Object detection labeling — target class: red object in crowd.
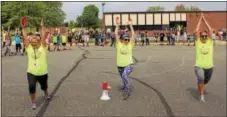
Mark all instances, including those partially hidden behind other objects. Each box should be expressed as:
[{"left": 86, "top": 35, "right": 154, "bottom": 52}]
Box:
[
  {"left": 102, "top": 81, "right": 108, "bottom": 90},
  {"left": 21, "top": 16, "right": 28, "bottom": 27}
]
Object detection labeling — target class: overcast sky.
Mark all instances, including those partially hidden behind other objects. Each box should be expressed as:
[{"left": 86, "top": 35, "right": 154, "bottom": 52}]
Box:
[{"left": 62, "top": 2, "right": 227, "bottom": 22}]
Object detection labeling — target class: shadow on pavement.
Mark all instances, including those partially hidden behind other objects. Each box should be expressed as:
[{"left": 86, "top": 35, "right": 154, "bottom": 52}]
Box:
[
  {"left": 36, "top": 96, "right": 45, "bottom": 107},
  {"left": 186, "top": 88, "right": 199, "bottom": 101}
]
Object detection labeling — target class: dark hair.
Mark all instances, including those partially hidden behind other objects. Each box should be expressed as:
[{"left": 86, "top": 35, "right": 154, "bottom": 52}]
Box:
[{"left": 28, "top": 32, "right": 33, "bottom": 35}]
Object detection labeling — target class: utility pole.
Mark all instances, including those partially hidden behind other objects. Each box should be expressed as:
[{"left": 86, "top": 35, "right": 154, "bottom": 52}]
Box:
[{"left": 102, "top": 3, "right": 105, "bottom": 31}]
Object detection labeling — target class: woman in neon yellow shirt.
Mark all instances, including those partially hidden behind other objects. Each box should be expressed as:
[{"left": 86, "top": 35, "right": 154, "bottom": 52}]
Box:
[
  {"left": 115, "top": 17, "right": 135, "bottom": 100},
  {"left": 194, "top": 13, "right": 214, "bottom": 102},
  {"left": 21, "top": 18, "right": 50, "bottom": 110},
  {"left": 61, "top": 33, "right": 67, "bottom": 50}
]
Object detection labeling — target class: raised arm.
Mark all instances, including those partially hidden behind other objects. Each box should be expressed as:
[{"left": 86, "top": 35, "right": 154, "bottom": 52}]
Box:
[
  {"left": 194, "top": 15, "right": 203, "bottom": 40},
  {"left": 202, "top": 14, "right": 212, "bottom": 39},
  {"left": 115, "top": 17, "right": 120, "bottom": 42},
  {"left": 128, "top": 19, "right": 135, "bottom": 43},
  {"left": 40, "top": 19, "right": 47, "bottom": 47},
  {"left": 20, "top": 17, "right": 30, "bottom": 48}
]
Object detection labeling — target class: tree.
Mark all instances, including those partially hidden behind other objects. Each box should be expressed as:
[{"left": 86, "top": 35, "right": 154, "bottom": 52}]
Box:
[
  {"left": 186, "top": 6, "right": 201, "bottom": 11},
  {"left": 1, "top": 1, "right": 66, "bottom": 30},
  {"left": 63, "top": 22, "right": 69, "bottom": 27},
  {"left": 174, "top": 4, "right": 201, "bottom": 11},
  {"left": 76, "top": 4, "right": 99, "bottom": 29},
  {"left": 174, "top": 4, "right": 186, "bottom": 11},
  {"left": 68, "top": 20, "right": 77, "bottom": 30},
  {"left": 147, "top": 6, "right": 164, "bottom": 12}
]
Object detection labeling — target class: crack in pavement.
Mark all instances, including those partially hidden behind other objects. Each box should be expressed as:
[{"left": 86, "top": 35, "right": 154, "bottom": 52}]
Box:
[
  {"left": 36, "top": 48, "right": 174, "bottom": 117},
  {"left": 102, "top": 55, "right": 175, "bottom": 117},
  {"left": 36, "top": 47, "right": 89, "bottom": 117},
  {"left": 132, "top": 56, "right": 174, "bottom": 117}
]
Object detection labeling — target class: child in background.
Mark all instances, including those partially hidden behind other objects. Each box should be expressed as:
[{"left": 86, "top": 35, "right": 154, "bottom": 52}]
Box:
[
  {"left": 52, "top": 33, "right": 58, "bottom": 51},
  {"left": 61, "top": 33, "right": 67, "bottom": 50},
  {"left": 14, "top": 32, "right": 22, "bottom": 55}
]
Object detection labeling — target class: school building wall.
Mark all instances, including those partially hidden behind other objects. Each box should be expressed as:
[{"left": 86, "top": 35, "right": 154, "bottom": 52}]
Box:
[{"left": 103, "top": 11, "right": 227, "bottom": 33}]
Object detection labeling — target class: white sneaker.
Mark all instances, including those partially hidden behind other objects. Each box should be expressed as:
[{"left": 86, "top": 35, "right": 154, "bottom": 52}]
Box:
[
  {"left": 200, "top": 95, "right": 205, "bottom": 102},
  {"left": 31, "top": 103, "right": 37, "bottom": 110}
]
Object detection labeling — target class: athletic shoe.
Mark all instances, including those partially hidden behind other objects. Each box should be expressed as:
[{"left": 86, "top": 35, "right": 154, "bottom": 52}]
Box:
[
  {"left": 45, "top": 95, "right": 51, "bottom": 101},
  {"left": 31, "top": 102, "right": 37, "bottom": 110},
  {"left": 200, "top": 95, "right": 205, "bottom": 102},
  {"left": 121, "top": 86, "right": 125, "bottom": 90},
  {"left": 123, "top": 93, "right": 130, "bottom": 100}
]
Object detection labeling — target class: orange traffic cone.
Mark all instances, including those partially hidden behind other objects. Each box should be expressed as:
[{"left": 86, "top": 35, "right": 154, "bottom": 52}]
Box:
[{"left": 100, "top": 81, "right": 110, "bottom": 101}]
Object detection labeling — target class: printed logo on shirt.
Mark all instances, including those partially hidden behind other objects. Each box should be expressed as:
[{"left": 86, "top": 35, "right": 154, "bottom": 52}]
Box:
[
  {"left": 200, "top": 46, "right": 209, "bottom": 55},
  {"left": 120, "top": 46, "right": 129, "bottom": 55}
]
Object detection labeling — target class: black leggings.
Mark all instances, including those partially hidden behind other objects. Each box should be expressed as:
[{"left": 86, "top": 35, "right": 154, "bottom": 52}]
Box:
[
  {"left": 27, "top": 73, "right": 48, "bottom": 94},
  {"left": 15, "top": 44, "right": 21, "bottom": 53}
]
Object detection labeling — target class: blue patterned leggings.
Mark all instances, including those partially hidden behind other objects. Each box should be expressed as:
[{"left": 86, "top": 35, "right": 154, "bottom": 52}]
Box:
[{"left": 117, "top": 64, "right": 133, "bottom": 95}]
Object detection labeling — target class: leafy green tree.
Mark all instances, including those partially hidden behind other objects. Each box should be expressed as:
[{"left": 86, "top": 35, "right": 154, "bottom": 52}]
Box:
[
  {"left": 174, "top": 4, "right": 186, "bottom": 11},
  {"left": 147, "top": 6, "right": 164, "bottom": 12},
  {"left": 1, "top": 1, "right": 66, "bottom": 31},
  {"left": 186, "top": 6, "right": 201, "bottom": 11},
  {"left": 76, "top": 4, "right": 99, "bottom": 29},
  {"left": 174, "top": 4, "right": 201, "bottom": 11},
  {"left": 68, "top": 20, "right": 77, "bottom": 30}
]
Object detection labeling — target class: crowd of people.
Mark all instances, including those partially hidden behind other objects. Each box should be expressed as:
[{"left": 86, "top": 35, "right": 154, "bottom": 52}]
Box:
[{"left": 1, "top": 24, "right": 225, "bottom": 57}]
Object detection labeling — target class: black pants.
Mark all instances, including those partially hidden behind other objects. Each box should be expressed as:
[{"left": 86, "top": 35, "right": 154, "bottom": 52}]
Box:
[
  {"left": 110, "top": 38, "right": 115, "bottom": 47},
  {"left": 15, "top": 44, "right": 21, "bottom": 53},
  {"left": 167, "top": 37, "right": 171, "bottom": 45},
  {"left": 145, "top": 38, "right": 149, "bottom": 45},
  {"left": 2, "top": 42, "right": 5, "bottom": 48},
  {"left": 195, "top": 67, "right": 213, "bottom": 84},
  {"left": 27, "top": 73, "right": 48, "bottom": 94},
  {"left": 95, "top": 38, "right": 99, "bottom": 46},
  {"left": 141, "top": 39, "right": 145, "bottom": 46}
]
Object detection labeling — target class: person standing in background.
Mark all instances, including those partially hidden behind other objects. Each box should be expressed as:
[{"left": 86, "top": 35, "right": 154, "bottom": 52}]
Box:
[
  {"left": 14, "top": 29, "right": 23, "bottom": 55},
  {"left": 52, "top": 33, "right": 58, "bottom": 51},
  {"left": 145, "top": 31, "right": 150, "bottom": 46},
  {"left": 67, "top": 31, "right": 73, "bottom": 49},
  {"left": 94, "top": 30, "right": 100, "bottom": 46},
  {"left": 2, "top": 29, "right": 6, "bottom": 48},
  {"left": 61, "top": 33, "right": 67, "bottom": 50},
  {"left": 110, "top": 31, "right": 116, "bottom": 47},
  {"left": 183, "top": 29, "right": 188, "bottom": 45},
  {"left": 56, "top": 29, "right": 61, "bottom": 51},
  {"left": 141, "top": 32, "right": 145, "bottom": 46},
  {"left": 167, "top": 31, "right": 171, "bottom": 45},
  {"left": 159, "top": 31, "right": 165, "bottom": 46},
  {"left": 4, "top": 30, "right": 13, "bottom": 56},
  {"left": 212, "top": 31, "right": 216, "bottom": 46}
]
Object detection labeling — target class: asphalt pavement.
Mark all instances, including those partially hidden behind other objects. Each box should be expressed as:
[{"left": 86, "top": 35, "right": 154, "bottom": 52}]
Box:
[{"left": 1, "top": 45, "right": 226, "bottom": 117}]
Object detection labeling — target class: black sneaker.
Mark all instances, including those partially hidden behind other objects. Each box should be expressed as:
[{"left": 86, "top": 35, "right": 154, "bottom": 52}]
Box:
[
  {"left": 45, "top": 95, "right": 51, "bottom": 101},
  {"left": 123, "top": 93, "right": 130, "bottom": 100}
]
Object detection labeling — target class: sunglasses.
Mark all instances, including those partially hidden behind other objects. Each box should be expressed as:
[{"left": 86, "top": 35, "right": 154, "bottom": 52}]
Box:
[
  {"left": 201, "top": 35, "right": 208, "bottom": 38},
  {"left": 124, "top": 39, "right": 130, "bottom": 42}
]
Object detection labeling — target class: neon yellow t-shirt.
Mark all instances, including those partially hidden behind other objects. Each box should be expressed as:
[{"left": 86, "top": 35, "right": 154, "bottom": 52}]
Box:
[
  {"left": 195, "top": 38, "right": 213, "bottom": 69},
  {"left": 62, "top": 35, "right": 67, "bottom": 43},
  {"left": 26, "top": 44, "right": 48, "bottom": 76},
  {"left": 53, "top": 36, "right": 57, "bottom": 43},
  {"left": 116, "top": 40, "right": 134, "bottom": 67}
]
